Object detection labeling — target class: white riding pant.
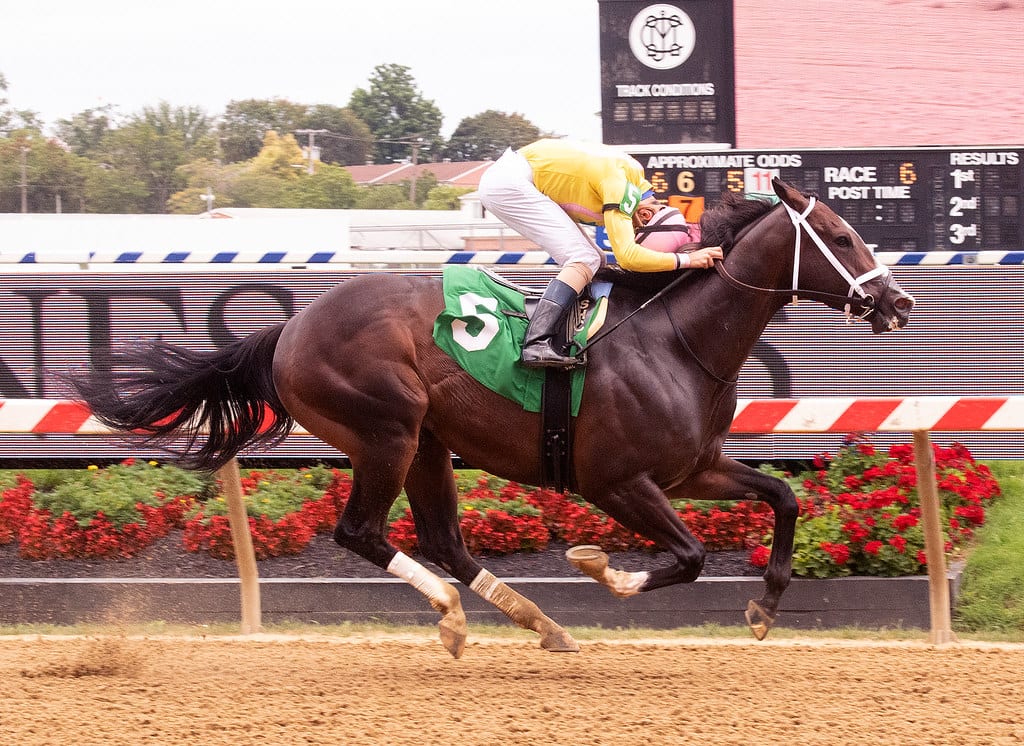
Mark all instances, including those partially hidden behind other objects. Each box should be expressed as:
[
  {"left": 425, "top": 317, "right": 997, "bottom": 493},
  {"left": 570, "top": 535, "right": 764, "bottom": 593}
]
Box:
[{"left": 477, "top": 148, "right": 605, "bottom": 276}]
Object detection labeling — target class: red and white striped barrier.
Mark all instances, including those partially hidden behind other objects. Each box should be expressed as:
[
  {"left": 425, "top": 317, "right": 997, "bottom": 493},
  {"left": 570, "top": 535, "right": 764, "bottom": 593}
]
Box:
[
  {"left": 730, "top": 396, "right": 1024, "bottom": 433},
  {"left": 2, "top": 397, "right": 1022, "bottom": 435}
]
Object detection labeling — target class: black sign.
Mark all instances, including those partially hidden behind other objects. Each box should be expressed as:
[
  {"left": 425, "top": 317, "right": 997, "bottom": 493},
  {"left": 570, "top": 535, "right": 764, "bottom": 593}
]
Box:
[
  {"left": 631, "top": 146, "right": 1024, "bottom": 252},
  {"left": 599, "top": 0, "right": 736, "bottom": 146}
]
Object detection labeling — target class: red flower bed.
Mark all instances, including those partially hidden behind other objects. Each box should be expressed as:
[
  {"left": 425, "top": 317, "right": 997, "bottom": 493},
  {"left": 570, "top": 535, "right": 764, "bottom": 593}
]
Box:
[
  {"left": 182, "top": 468, "right": 352, "bottom": 560},
  {"left": 750, "top": 437, "right": 1001, "bottom": 577},
  {"left": 17, "top": 498, "right": 179, "bottom": 560},
  {"left": 0, "top": 476, "right": 35, "bottom": 544}
]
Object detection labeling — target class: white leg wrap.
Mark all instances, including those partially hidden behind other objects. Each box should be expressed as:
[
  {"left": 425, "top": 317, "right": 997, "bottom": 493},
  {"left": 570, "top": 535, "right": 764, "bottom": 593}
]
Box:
[
  {"left": 469, "top": 568, "right": 502, "bottom": 601},
  {"left": 387, "top": 552, "right": 451, "bottom": 608},
  {"left": 605, "top": 568, "right": 649, "bottom": 598}
]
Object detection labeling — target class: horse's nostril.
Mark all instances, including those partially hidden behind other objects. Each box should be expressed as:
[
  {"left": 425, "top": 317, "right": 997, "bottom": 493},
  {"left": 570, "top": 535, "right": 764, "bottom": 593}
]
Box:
[{"left": 895, "top": 296, "right": 915, "bottom": 311}]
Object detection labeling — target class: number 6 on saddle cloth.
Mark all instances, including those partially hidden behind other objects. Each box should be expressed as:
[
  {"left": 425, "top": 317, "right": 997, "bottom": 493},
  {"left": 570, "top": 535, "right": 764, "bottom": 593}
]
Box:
[{"left": 431, "top": 265, "right": 613, "bottom": 493}]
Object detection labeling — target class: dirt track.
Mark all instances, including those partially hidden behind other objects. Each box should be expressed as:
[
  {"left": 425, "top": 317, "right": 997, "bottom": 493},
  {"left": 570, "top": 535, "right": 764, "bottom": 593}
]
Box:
[{"left": 1, "top": 634, "right": 1022, "bottom": 745}]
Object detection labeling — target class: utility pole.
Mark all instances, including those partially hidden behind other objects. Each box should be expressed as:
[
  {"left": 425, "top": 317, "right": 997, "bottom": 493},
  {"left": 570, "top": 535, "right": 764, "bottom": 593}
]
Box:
[
  {"left": 295, "top": 129, "right": 328, "bottom": 174},
  {"left": 19, "top": 145, "right": 29, "bottom": 213},
  {"left": 408, "top": 136, "right": 423, "bottom": 204}
]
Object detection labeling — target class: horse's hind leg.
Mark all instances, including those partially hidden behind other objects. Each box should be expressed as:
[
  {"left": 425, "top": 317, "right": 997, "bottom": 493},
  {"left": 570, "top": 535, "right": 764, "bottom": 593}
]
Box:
[
  {"left": 326, "top": 431, "right": 468, "bottom": 658},
  {"left": 403, "top": 430, "right": 579, "bottom": 653}
]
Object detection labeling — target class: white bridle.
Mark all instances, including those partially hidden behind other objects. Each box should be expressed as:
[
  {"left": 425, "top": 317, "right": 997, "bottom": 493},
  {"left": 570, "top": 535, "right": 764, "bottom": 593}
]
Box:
[{"left": 783, "top": 197, "right": 890, "bottom": 322}]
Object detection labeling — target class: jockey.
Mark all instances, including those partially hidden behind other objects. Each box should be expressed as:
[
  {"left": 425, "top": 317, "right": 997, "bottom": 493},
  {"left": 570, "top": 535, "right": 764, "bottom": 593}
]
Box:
[{"left": 478, "top": 138, "right": 723, "bottom": 369}]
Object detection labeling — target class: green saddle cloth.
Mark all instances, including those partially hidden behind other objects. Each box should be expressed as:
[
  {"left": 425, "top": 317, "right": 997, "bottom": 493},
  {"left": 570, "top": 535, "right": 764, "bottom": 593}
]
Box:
[{"left": 432, "top": 266, "right": 595, "bottom": 415}]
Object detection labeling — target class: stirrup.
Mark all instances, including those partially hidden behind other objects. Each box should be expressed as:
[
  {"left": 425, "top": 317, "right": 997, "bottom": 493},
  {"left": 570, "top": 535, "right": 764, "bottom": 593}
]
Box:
[{"left": 520, "top": 344, "right": 583, "bottom": 369}]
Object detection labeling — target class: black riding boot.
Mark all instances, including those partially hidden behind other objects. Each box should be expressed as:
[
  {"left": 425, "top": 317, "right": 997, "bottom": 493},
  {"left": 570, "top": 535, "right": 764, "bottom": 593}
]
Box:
[{"left": 520, "top": 279, "right": 580, "bottom": 369}]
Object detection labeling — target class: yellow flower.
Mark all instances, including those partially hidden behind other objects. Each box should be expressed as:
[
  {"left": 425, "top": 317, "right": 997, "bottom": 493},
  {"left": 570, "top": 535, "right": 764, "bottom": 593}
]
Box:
[
  {"left": 148, "top": 460, "right": 158, "bottom": 466},
  {"left": 87, "top": 464, "right": 98, "bottom": 471}
]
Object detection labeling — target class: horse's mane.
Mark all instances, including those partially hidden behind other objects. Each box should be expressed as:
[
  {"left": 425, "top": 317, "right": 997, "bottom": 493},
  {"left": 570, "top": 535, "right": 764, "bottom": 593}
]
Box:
[
  {"left": 699, "top": 190, "right": 775, "bottom": 249},
  {"left": 595, "top": 191, "right": 777, "bottom": 292}
]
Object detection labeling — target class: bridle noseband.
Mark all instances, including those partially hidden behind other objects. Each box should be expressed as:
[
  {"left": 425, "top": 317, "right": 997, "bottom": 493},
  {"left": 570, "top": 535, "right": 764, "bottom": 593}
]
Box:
[{"left": 715, "top": 197, "right": 891, "bottom": 323}]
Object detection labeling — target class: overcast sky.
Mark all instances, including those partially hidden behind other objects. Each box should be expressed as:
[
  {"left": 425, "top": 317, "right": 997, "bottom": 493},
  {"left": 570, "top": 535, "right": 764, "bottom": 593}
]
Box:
[{"left": 2, "top": 0, "right": 604, "bottom": 140}]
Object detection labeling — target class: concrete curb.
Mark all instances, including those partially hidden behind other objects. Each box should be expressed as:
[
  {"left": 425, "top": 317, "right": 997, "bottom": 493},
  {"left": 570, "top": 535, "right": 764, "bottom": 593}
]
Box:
[{"left": 0, "top": 573, "right": 961, "bottom": 630}]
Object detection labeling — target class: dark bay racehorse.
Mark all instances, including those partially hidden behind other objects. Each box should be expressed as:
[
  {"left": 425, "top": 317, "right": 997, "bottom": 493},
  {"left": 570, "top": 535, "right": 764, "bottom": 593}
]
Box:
[{"left": 69, "top": 178, "right": 914, "bottom": 657}]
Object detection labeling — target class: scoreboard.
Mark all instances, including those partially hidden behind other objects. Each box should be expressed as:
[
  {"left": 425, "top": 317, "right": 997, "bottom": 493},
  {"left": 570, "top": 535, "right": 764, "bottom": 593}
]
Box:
[{"left": 631, "top": 146, "right": 1023, "bottom": 252}]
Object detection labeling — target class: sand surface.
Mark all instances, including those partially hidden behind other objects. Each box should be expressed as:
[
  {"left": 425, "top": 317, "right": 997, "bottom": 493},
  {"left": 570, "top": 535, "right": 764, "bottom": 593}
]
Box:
[{"left": 1, "top": 634, "right": 1022, "bottom": 745}]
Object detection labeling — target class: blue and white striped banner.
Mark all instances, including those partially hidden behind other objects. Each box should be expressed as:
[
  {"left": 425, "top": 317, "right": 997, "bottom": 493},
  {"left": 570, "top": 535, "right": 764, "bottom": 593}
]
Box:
[{"left": 1, "top": 248, "right": 1022, "bottom": 266}]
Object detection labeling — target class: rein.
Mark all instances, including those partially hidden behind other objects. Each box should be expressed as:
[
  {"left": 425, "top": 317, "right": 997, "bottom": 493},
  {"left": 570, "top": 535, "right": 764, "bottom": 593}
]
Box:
[
  {"left": 574, "top": 271, "right": 690, "bottom": 357},
  {"left": 575, "top": 192, "right": 890, "bottom": 360},
  {"left": 713, "top": 198, "right": 888, "bottom": 321}
]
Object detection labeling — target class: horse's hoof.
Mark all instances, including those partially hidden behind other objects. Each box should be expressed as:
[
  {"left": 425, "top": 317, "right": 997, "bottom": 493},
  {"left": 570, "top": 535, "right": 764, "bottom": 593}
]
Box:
[
  {"left": 540, "top": 628, "right": 580, "bottom": 653},
  {"left": 439, "top": 613, "right": 467, "bottom": 659},
  {"left": 566, "top": 545, "right": 608, "bottom": 581},
  {"left": 745, "top": 600, "right": 775, "bottom": 641}
]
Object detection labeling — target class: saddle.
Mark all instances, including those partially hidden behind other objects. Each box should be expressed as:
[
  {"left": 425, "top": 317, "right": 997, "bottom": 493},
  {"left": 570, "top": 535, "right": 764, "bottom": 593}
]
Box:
[{"left": 478, "top": 268, "right": 613, "bottom": 494}]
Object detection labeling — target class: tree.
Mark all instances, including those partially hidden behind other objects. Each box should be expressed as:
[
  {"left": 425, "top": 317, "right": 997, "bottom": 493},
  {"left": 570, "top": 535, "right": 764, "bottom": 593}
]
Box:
[
  {"left": 98, "top": 102, "right": 216, "bottom": 212},
  {"left": 423, "top": 184, "right": 473, "bottom": 210},
  {"left": 0, "top": 72, "right": 42, "bottom": 135},
  {"left": 348, "top": 64, "right": 443, "bottom": 164},
  {"left": 298, "top": 105, "right": 373, "bottom": 166},
  {"left": 277, "top": 165, "right": 361, "bottom": 209},
  {"left": 55, "top": 106, "right": 118, "bottom": 158},
  {"left": 218, "top": 98, "right": 308, "bottom": 163},
  {"left": 355, "top": 184, "right": 414, "bottom": 210},
  {"left": 249, "top": 130, "right": 306, "bottom": 178},
  {"left": 167, "top": 158, "right": 241, "bottom": 214},
  {"left": 0, "top": 132, "right": 92, "bottom": 213},
  {"left": 444, "top": 111, "right": 541, "bottom": 162}
]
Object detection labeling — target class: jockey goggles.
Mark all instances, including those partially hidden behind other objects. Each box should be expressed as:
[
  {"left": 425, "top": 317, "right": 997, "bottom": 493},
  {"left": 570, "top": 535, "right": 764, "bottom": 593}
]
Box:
[{"left": 635, "top": 206, "right": 694, "bottom": 253}]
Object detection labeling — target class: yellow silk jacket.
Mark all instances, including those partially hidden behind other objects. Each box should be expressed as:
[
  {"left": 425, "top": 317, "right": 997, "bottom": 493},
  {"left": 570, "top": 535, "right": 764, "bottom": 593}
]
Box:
[{"left": 518, "top": 139, "right": 678, "bottom": 272}]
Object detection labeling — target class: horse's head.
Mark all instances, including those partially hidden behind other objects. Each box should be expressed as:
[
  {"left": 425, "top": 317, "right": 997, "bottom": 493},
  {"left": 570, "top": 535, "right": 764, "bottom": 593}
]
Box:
[{"left": 771, "top": 177, "right": 914, "bottom": 333}]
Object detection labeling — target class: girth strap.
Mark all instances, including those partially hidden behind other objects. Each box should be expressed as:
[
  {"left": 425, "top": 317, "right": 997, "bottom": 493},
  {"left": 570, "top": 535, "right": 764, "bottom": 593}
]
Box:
[{"left": 540, "top": 367, "right": 576, "bottom": 494}]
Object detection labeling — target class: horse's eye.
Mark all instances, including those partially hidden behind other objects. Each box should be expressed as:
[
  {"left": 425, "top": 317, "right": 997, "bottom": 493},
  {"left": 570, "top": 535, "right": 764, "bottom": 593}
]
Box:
[{"left": 834, "top": 235, "right": 853, "bottom": 249}]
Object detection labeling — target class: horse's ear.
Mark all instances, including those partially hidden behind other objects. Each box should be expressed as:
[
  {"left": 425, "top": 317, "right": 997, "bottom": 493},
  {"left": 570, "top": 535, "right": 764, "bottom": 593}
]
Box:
[{"left": 772, "top": 177, "right": 808, "bottom": 211}]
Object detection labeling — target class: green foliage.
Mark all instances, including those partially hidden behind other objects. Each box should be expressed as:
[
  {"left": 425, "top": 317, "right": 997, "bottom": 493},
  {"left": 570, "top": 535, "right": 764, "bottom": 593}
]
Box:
[
  {"left": 97, "top": 102, "right": 217, "bottom": 212},
  {"left": 249, "top": 131, "right": 305, "bottom": 178},
  {"left": 277, "top": 165, "right": 361, "bottom": 209},
  {"left": 192, "top": 468, "right": 327, "bottom": 523},
  {"left": 348, "top": 63, "right": 443, "bottom": 163},
  {"left": 0, "top": 63, "right": 549, "bottom": 212},
  {"left": 444, "top": 110, "right": 541, "bottom": 161},
  {"left": 355, "top": 184, "right": 414, "bottom": 210},
  {"left": 218, "top": 98, "right": 308, "bottom": 163},
  {"left": 956, "top": 461, "right": 1024, "bottom": 632},
  {"left": 423, "top": 184, "right": 473, "bottom": 210},
  {"left": 459, "top": 497, "right": 541, "bottom": 518},
  {"left": 54, "top": 106, "right": 117, "bottom": 158},
  {"left": 300, "top": 104, "right": 372, "bottom": 166},
  {"left": 790, "top": 508, "right": 852, "bottom": 578},
  {"left": 31, "top": 461, "right": 212, "bottom": 528},
  {"left": 404, "top": 170, "right": 438, "bottom": 206}
]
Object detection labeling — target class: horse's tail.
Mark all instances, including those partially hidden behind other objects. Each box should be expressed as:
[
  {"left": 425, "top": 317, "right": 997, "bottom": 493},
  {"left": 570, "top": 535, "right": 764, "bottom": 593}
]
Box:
[{"left": 68, "top": 323, "right": 293, "bottom": 472}]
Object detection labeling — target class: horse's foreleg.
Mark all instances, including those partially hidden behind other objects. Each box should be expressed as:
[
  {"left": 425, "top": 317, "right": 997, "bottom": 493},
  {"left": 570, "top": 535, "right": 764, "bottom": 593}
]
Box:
[
  {"left": 666, "top": 458, "right": 799, "bottom": 640},
  {"left": 404, "top": 431, "right": 578, "bottom": 653},
  {"left": 565, "top": 544, "right": 649, "bottom": 598},
  {"left": 577, "top": 474, "right": 707, "bottom": 595}
]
